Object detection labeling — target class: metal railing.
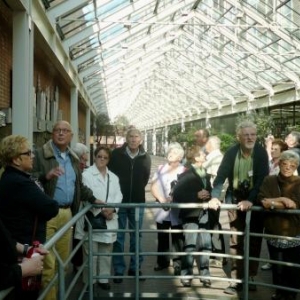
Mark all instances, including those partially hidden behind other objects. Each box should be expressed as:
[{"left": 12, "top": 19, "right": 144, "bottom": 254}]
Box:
[{"left": 2, "top": 203, "right": 300, "bottom": 300}]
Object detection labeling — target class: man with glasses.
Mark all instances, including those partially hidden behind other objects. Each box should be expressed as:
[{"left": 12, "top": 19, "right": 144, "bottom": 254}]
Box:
[
  {"left": 32, "top": 120, "right": 104, "bottom": 300},
  {"left": 207, "top": 120, "right": 269, "bottom": 295},
  {"left": 108, "top": 127, "right": 151, "bottom": 283}
]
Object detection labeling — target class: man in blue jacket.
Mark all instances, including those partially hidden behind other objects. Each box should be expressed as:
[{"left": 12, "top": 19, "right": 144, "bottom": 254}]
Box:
[
  {"left": 108, "top": 128, "right": 151, "bottom": 282},
  {"left": 207, "top": 120, "right": 269, "bottom": 295}
]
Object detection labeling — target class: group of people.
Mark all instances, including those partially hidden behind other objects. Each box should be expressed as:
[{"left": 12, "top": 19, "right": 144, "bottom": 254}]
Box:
[
  {"left": 0, "top": 122, "right": 151, "bottom": 299},
  {"left": 1, "top": 119, "right": 300, "bottom": 300},
  {"left": 151, "top": 122, "right": 300, "bottom": 300}
]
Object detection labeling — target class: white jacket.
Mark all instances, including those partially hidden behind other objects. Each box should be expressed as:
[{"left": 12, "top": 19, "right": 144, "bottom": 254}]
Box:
[{"left": 75, "top": 165, "right": 123, "bottom": 244}]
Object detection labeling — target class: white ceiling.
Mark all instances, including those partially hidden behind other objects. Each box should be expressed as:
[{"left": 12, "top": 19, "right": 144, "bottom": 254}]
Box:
[{"left": 40, "top": 0, "right": 300, "bottom": 130}]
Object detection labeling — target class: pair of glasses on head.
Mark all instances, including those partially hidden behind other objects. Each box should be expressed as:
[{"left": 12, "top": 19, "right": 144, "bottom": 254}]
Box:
[
  {"left": 53, "top": 128, "right": 72, "bottom": 134},
  {"left": 19, "top": 150, "right": 32, "bottom": 157}
]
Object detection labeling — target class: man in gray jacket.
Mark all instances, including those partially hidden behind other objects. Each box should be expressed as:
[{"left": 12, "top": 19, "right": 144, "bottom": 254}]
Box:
[{"left": 32, "top": 120, "right": 103, "bottom": 300}]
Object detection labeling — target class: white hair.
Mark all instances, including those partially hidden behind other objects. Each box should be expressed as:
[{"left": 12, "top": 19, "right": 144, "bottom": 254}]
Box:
[
  {"left": 207, "top": 136, "right": 221, "bottom": 150},
  {"left": 167, "top": 142, "right": 184, "bottom": 160},
  {"left": 72, "top": 143, "right": 89, "bottom": 158}
]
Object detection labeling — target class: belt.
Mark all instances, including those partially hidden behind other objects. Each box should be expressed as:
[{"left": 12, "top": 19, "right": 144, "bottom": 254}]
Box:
[{"left": 59, "top": 204, "right": 71, "bottom": 209}]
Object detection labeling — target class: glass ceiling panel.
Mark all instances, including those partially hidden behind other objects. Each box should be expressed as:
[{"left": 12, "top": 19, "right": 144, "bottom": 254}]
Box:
[{"left": 41, "top": 0, "right": 300, "bottom": 128}]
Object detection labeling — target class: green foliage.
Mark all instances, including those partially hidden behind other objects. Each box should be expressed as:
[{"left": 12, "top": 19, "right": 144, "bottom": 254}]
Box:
[{"left": 218, "top": 133, "right": 236, "bottom": 153}]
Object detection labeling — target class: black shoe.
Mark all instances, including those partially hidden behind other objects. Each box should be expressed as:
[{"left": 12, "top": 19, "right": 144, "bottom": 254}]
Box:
[
  {"left": 154, "top": 264, "right": 169, "bottom": 271},
  {"left": 249, "top": 276, "right": 257, "bottom": 291},
  {"left": 174, "top": 266, "right": 181, "bottom": 276},
  {"left": 224, "top": 283, "right": 242, "bottom": 295},
  {"left": 113, "top": 273, "right": 123, "bottom": 284},
  {"left": 128, "top": 269, "right": 146, "bottom": 281},
  {"left": 98, "top": 282, "right": 110, "bottom": 290},
  {"left": 271, "top": 293, "right": 285, "bottom": 300}
]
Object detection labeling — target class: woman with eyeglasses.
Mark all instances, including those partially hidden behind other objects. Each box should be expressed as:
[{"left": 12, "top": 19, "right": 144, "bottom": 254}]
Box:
[
  {"left": 258, "top": 150, "right": 300, "bottom": 300},
  {"left": 75, "top": 146, "right": 122, "bottom": 291},
  {"left": 0, "top": 135, "right": 59, "bottom": 299}
]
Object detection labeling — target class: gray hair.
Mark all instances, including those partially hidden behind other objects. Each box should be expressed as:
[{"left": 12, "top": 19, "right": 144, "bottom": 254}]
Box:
[
  {"left": 288, "top": 131, "right": 300, "bottom": 145},
  {"left": 207, "top": 136, "right": 221, "bottom": 150},
  {"left": 126, "top": 127, "right": 143, "bottom": 140},
  {"left": 236, "top": 120, "right": 257, "bottom": 135},
  {"left": 72, "top": 143, "right": 89, "bottom": 158},
  {"left": 279, "top": 150, "right": 300, "bottom": 166},
  {"left": 167, "top": 142, "right": 184, "bottom": 160}
]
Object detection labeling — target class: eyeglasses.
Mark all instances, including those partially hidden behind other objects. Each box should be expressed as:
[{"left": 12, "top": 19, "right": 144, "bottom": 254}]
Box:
[
  {"left": 53, "top": 128, "right": 72, "bottom": 134},
  {"left": 19, "top": 150, "right": 32, "bottom": 157},
  {"left": 241, "top": 133, "right": 257, "bottom": 138},
  {"left": 97, "top": 155, "right": 109, "bottom": 160}
]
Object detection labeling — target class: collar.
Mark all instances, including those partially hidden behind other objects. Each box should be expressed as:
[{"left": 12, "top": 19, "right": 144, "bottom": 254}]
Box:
[{"left": 51, "top": 141, "right": 70, "bottom": 158}]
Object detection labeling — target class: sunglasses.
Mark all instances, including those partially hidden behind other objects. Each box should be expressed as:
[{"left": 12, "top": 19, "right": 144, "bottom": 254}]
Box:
[{"left": 19, "top": 150, "right": 32, "bottom": 157}]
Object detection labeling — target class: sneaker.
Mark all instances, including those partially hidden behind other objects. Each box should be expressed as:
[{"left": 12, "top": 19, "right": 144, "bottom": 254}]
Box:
[
  {"left": 200, "top": 279, "right": 211, "bottom": 287},
  {"left": 224, "top": 283, "right": 242, "bottom": 295},
  {"left": 181, "top": 279, "right": 192, "bottom": 287},
  {"left": 261, "top": 263, "right": 272, "bottom": 270}
]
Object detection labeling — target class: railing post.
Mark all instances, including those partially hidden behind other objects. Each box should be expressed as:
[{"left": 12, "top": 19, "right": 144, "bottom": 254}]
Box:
[
  {"left": 243, "top": 210, "right": 251, "bottom": 300},
  {"left": 135, "top": 206, "right": 140, "bottom": 300}
]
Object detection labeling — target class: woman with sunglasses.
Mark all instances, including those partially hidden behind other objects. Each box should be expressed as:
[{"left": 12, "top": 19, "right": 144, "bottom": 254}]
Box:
[
  {"left": 75, "top": 146, "right": 122, "bottom": 291},
  {"left": 0, "top": 135, "right": 59, "bottom": 299}
]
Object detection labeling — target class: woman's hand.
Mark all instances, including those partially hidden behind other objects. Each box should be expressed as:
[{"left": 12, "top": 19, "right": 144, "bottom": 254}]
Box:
[
  {"left": 101, "top": 208, "right": 115, "bottom": 220},
  {"left": 237, "top": 200, "right": 253, "bottom": 211},
  {"left": 20, "top": 255, "right": 44, "bottom": 277}
]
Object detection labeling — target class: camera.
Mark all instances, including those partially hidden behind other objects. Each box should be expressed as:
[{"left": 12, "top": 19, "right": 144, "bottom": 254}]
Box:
[{"left": 234, "top": 179, "right": 250, "bottom": 201}]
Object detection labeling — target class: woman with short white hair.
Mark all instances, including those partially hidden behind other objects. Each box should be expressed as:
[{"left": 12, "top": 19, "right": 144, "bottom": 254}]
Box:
[{"left": 151, "top": 142, "right": 185, "bottom": 275}]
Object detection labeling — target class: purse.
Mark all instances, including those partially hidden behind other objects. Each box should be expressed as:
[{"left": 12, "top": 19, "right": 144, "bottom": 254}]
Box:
[{"left": 84, "top": 174, "right": 110, "bottom": 231}]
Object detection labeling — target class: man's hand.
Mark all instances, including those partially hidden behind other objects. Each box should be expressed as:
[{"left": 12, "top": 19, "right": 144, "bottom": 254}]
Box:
[
  {"left": 45, "top": 166, "right": 64, "bottom": 180},
  {"left": 237, "top": 200, "right": 253, "bottom": 211}
]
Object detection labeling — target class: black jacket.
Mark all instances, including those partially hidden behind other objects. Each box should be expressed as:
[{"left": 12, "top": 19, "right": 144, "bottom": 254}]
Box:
[
  {"left": 173, "top": 167, "right": 212, "bottom": 222},
  {"left": 0, "top": 166, "right": 59, "bottom": 244},
  {"left": 108, "top": 143, "right": 151, "bottom": 203},
  {"left": 0, "top": 218, "right": 21, "bottom": 290}
]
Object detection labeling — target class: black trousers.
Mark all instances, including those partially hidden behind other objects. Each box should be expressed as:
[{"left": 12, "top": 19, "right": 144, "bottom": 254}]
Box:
[
  {"left": 156, "top": 221, "right": 184, "bottom": 268},
  {"left": 268, "top": 242, "right": 300, "bottom": 299}
]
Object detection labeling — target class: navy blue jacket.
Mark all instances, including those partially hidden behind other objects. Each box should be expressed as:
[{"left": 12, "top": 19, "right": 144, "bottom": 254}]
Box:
[
  {"left": 211, "top": 143, "right": 269, "bottom": 204},
  {"left": 0, "top": 166, "right": 59, "bottom": 244}
]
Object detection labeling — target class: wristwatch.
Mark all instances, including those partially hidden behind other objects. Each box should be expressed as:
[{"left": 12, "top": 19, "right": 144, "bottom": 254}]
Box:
[
  {"left": 23, "top": 244, "right": 29, "bottom": 256},
  {"left": 270, "top": 201, "right": 275, "bottom": 210}
]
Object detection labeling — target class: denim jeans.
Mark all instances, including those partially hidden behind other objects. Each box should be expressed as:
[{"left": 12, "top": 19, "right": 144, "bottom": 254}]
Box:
[{"left": 113, "top": 207, "right": 145, "bottom": 274}]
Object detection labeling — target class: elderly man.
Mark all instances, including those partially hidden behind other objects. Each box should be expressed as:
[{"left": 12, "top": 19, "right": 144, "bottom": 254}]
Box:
[
  {"left": 207, "top": 120, "right": 269, "bottom": 295},
  {"left": 32, "top": 120, "right": 104, "bottom": 300},
  {"left": 194, "top": 128, "right": 210, "bottom": 149},
  {"left": 108, "top": 128, "right": 151, "bottom": 283}
]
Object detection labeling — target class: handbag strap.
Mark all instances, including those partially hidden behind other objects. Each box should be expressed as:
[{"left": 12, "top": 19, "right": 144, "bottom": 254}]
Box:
[{"left": 105, "top": 173, "right": 110, "bottom": 202}]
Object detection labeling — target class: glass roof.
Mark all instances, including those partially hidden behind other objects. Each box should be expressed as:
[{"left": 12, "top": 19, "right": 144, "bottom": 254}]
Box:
[{"left": 42, "top": 0, "right": 300, "bottom": 129}]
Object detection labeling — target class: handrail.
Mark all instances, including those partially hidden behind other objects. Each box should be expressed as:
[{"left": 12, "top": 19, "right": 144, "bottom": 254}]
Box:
[{"left": 2, "top": 203, "right": 300, "bottom": 300}]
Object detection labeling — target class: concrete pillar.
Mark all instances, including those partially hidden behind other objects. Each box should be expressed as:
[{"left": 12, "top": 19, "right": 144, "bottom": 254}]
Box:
[
  {"left": 70, "top": 87, "right": 78, "bottom": 146},
  {"left": 12, "top": 6, "right": 34, "bottom": 144}
]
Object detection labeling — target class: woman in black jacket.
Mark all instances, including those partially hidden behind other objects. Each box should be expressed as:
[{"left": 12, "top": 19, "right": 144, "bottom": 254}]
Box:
[{"left": 0, "top": 135, "right": 58, "bottom": 299}]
